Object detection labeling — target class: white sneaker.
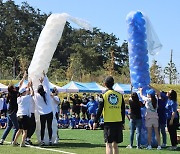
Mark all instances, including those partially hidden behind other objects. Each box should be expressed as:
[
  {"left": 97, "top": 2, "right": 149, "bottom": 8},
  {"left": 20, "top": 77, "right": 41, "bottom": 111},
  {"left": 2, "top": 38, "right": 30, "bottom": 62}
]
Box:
[
  {"left": 157, "top": 146, "right": 161, "bottom": 150},
  {"left": 126, "top": 145, "right": 133, "bottom": 149},
  {"left": 146, "top": 145, "right": 152, "bottom": 150},
  {"left": 161, "top": 143, "right": 166, "bottom": 148}
]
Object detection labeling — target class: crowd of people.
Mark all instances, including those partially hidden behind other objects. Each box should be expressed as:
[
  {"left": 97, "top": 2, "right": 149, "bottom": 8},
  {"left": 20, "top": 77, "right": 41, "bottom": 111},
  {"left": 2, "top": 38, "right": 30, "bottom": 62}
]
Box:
[
  {"left": 0, "top": 74, "right": 179, "bottom": 153},
  {"left": 0, "top": 71, "right": 103, "bottom": 147},
  {"left": 126, "top": 85, "right": 179, "bottom": 150}
]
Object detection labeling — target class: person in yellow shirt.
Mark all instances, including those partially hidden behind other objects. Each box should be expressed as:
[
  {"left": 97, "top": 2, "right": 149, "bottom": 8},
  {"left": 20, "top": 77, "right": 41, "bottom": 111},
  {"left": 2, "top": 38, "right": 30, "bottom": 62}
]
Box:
[{"left": 93, "top": 76, "right": 125, "bottom": 154}]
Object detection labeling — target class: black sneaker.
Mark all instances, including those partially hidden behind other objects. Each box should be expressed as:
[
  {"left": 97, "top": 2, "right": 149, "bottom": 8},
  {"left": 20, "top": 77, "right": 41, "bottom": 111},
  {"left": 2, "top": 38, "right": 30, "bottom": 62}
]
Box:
[
  {"left": 40, "top": 141, "right": 45, "bottom": 146},
  {"left": 49, "top": 141, "right": 52, "bottom": 146},
  {"left": 25, "top": 140, "right": 33, "bottom": 145}
]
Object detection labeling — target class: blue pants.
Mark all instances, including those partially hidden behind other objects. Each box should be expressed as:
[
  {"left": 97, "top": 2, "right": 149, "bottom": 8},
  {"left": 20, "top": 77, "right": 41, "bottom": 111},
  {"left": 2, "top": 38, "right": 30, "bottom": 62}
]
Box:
[
  {"left": 1, "top": 112, "right": 19, "bottom": 142},
  {"left": 159, "top": 123, "right": 167, "bottom": 144},
  {"left": 130, "top": 119, "right": 142, "bottom": 147}
]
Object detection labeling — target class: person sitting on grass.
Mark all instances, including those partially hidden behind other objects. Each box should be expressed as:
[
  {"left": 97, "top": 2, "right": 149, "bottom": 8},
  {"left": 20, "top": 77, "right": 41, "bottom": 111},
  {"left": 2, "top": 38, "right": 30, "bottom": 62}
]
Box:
[
  {"left": 62, "top": 114, "right": 69, "bottom": 128},
  {"left": 88, "top": 113, "right": 95, "bottom": 130},
  {"left": 58, "top": 115, "right": 63, "bottom": 129},
  {"left": 78, "top": 114, "right": 88, "bottom": 129}
]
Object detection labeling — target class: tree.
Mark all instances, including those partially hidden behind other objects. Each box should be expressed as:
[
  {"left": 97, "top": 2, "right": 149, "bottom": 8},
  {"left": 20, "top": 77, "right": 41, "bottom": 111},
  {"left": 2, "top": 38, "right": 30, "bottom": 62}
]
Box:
[
  {"left": 164, "top": 50, "right": 178, "bottom": 84},
  {"left": 150, "top": 60, "right": 164, "bottom": 84}
]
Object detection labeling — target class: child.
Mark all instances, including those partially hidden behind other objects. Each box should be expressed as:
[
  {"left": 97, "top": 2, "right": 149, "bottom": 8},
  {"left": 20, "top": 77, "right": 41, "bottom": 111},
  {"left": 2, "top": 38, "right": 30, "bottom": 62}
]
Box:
[
  {"left": 88, "top": 114, "right": 95, "bottom": 130},
  {"left": 62, "top": 114, "right": 69, "bottom": 128},
  {"left": 58, "top": 115, "right": 63, "bottom": 128},
  {"left": 78, "top": 114, "right": 88, "bottom": 129}
]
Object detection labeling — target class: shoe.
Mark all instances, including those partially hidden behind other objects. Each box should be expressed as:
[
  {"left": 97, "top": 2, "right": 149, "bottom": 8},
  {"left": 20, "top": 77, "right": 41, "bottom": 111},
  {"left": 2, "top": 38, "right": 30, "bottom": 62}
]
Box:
[
  {"left": 146, "top": 145, "right": 152, "bottom": 150},
  {"left": 25, "top": 140, "right": 32, "bottom": 145},
  {"left": 161, "top": 143, "right": 166, "bottom": 148},
  {"left": 136, "top": 146, "right": 143, "bottom": 149},
  {"left": 40, "top": 141, "right": 45, "bottom": 146},
  {"left": 126, "top": 145, "right": 132, "bottom": 149},
  {"left": 12, "top": 142, "right": 19, "bottom": 147},
  {"left": 0, "top": 139, "right": 4, "bottom": 145},
  {"left": 157, "top": 146, "right": 161, "bottom": 150},
  {"left": 49, "top": 141, "right": 52, "bottom": 146},
  {"left": 20, "top": 143, "right": 26, "bottom": 147},
  {"left": 168, "top": 146, "right": 177, "bottom": 150}
]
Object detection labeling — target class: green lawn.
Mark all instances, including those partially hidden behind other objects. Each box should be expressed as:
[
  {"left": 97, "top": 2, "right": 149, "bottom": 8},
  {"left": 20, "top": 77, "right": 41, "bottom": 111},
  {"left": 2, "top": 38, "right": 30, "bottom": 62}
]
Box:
[{"left": 0, "top": 128, "right": 179, "bottom": 154}]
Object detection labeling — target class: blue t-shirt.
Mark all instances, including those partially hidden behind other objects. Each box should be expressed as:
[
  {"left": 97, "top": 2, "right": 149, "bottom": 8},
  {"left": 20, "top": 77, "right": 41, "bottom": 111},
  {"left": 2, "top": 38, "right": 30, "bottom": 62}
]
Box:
[
  {"left": 63, "top": 118, "right": 69, "bottom": 125},
  {"left": 87, "top": 100, "right": 98, "bottom": 115},
  {"left": 79, "top": 118, "right": 88, "bottom": 125},
  {"left": 157, "top": 98, "right": 167, "bottom": 124},
  {"left": 89, "top": 119, "right": 94, "bottom": 126},
  {"left": 165, "top": 99, "right": 178, "bottom": 119}
]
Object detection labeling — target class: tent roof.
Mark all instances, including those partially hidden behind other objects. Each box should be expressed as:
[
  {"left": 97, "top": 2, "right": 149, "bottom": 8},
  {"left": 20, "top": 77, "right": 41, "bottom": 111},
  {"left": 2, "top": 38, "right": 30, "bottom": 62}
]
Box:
[
  {"left": 0, "top": 83, "right": 8, "bottom": 92},
  {"left": 113, "top": 83, "right": 131, "bottom": 94},
  {"left": 60, "top": 81, "right": 106, "bottom": 93}
]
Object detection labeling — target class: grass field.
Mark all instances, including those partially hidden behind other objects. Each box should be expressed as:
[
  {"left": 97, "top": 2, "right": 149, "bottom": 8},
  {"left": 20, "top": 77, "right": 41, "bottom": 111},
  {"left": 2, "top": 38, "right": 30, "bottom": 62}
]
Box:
[{"left": 0, "top": 128, "right": 179, "bottom": 154}]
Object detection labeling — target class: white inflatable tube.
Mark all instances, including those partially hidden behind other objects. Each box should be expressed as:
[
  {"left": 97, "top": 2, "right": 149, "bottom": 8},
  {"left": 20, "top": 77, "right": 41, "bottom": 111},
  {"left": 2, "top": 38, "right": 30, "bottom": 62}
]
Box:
[{"left": 28, "top": 13, "right": 92, "bottom": 144}]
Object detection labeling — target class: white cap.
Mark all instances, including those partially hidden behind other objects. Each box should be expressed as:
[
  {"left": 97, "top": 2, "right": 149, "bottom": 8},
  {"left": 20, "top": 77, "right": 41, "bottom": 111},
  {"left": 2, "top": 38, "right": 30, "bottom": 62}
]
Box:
[{"left": 19, "top": 88, "right": 26, "bottom": 94}]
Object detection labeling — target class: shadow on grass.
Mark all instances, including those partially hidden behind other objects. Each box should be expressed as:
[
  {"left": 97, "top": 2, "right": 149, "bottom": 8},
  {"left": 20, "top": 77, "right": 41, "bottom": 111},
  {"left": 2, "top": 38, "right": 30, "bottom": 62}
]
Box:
[{"left": 37, "top": 142, "right": 105, "bottom": 149}]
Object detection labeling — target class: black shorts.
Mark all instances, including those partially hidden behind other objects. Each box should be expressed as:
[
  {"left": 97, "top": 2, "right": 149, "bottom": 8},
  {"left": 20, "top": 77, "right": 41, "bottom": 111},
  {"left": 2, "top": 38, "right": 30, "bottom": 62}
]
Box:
[
  {"left": 17, "top": 115, "right": 29, "bottom": 130},
  {"left": 104, "top": 122, "right": 123, "bottom": 143}
]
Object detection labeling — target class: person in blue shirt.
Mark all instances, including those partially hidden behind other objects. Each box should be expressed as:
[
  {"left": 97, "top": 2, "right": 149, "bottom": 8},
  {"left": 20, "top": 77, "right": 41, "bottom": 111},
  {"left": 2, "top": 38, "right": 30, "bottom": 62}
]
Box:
[
  {"left": 78, "top": 114, "right": 88, "bottom": 129},
  {"left": 69, "top": 114, "right": 80, "bottom": 129},
  {"left": 165, "top": 89, "right": 178, "bottom": 150},
  {"left": 57, "top": 115, "right": 63, "bottom": 128},
  {"left": 81, "top": 96, "right": 98, "bottom": 119}
]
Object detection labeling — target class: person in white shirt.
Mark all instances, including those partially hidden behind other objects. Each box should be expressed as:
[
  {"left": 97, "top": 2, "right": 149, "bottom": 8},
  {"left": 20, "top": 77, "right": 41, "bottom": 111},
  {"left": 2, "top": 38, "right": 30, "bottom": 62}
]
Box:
[
  {"left": 25, "top": 88, "right": 36, "bottom": 145},
  {"left": 12, "top": 81, "right": 33, "bottom": 147},
  {"left": 51, "top": 87, "right": 60, "bottom": 140},
  {"left": 33, "top": 72, "right": 53, "bottom": 146},
  {"left": 139, "top": 88, "right": 161, "bottom": 150}
]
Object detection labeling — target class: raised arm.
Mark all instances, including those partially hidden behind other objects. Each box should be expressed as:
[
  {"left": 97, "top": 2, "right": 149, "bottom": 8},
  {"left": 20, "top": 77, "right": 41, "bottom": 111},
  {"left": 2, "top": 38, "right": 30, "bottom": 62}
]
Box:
[
  {"left": 149, "top": 85, "right": 160, "bottom": 97},
  {"left": 19, "top": 71, "right": 27, "bottom": 89}
]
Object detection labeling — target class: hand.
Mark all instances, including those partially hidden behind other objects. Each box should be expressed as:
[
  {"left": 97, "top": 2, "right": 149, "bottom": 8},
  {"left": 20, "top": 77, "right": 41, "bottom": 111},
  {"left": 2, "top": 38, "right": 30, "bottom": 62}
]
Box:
[
  {"left": 169, "top": 119, "right": 173, "bottom": 125},
  {"left": 23, "top": 71, "right": 27, "bottom": 78},
  {"left": 43, "top": 70, "right": 46, "bottom": 76},
  {"left": 39, "top": 77, "right": 44, "bottom": 83},
  {"left": 93, "top": 123, "right": 97, "bottom": 130},
  {"left": 139, "top": 87, "right": 143, "bottom": 91}
]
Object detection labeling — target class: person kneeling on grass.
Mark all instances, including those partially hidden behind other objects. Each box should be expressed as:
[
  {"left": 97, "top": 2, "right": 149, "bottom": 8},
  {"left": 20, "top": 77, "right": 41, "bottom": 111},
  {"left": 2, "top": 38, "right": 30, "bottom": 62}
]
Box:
[{"left": 12, "top": 81, "right": 33, "bottom": 147}]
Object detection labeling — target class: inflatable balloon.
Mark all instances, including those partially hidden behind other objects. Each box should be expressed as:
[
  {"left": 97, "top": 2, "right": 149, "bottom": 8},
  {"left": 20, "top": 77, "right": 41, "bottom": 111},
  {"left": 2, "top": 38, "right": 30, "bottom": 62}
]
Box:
[{"left": 28, "top": 13, "right": 92, "bottom": 145}]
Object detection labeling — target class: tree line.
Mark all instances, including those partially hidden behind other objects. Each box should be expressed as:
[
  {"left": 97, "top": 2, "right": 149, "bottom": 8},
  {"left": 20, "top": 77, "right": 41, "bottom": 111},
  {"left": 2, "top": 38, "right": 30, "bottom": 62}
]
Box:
[{"left": 0, "top": 0, "right": 179, "bottom": 84}]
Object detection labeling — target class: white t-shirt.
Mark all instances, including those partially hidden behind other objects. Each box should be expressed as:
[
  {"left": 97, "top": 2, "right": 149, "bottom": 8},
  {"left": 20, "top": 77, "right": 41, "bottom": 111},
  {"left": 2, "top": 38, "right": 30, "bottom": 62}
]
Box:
[
  {"left": 142, "top": 96, "right": 158, "bottom": 113},
  {"left": 52, "top": 96, "right": 60, "bottom": 113},
  {"left": 33, "top": 76, "right": 53, "bottom": 115},
  {"left": 17, "top": 95, "right": 31, "bottom": 117},
  {"left": 30, "top": 97, "right": 35, "bottom": 114}
]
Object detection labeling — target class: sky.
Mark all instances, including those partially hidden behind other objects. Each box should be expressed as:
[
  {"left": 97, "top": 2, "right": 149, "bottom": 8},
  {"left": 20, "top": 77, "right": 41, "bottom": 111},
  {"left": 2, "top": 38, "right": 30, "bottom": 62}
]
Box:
[{"left": 13, "top": 0, "right": 180, "bottom": 77}]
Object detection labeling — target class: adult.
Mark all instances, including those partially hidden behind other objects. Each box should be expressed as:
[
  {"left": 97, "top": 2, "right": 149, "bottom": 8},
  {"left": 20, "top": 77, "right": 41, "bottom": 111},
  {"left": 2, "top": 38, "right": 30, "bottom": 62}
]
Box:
[
  {"left": 12, "top": 82, "right": 33, "bottom": 147},
  {"left": 126, "top": 92, "right": 142, "bottom": 149},
  {"left": 139, "top": 88, "right": 161, "bottom": 150},
  {"left": 0, "top": 72, "right": 26, "bottom": 145},
  {"left": 70, "top": 94, "right": 81, "bottom": 117},
  {"left": 51, "top": 87, "right": 60, "bottom": 141},
  {"left": 25, "top": 88, "right": 36, "bottom": 145},
  {"left": 165, "top": 89, "right": 178, "bottom": 150},
  {"left": 61, "top": 97, "right": 70, "bottom": 116},
  {"left": 94, "top": 76, "right": 125, "bottom": 154},
  {"left": 81, "top": 93, "right": 89, "bottom": 119},
  {"left": 33, "top": 71, "right": 53, "bottom": 146},
  {"left": 81, "top": 95, "right": 98, "bottom": 119},
  {"left": 150, "top": 85, "right": 168, "bottom": 148}
]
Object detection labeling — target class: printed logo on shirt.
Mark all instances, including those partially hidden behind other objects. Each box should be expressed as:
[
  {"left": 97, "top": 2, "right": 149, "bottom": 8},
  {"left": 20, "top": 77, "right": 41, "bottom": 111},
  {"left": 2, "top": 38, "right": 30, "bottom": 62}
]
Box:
[{"left": 108, "top": 94, "right": 118, "bottom": 105}]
